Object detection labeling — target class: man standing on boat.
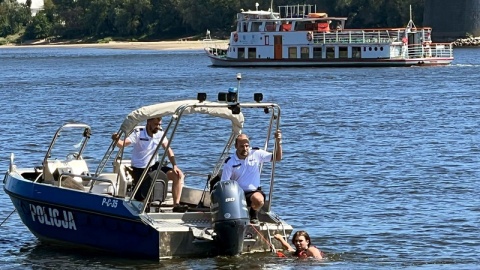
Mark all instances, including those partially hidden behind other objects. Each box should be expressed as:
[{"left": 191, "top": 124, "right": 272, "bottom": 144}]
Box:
[
  {"left": 112, "top": 117, "right": 187, "bottom": 212},
  {"left": 221, "top": 130, "right": 283, "bottom": 224}
]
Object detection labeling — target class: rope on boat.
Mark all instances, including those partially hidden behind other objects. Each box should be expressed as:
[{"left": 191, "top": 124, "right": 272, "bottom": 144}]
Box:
[
  {"left": 249, "top": 223, "right": 277, "bottom": 253},
  {"left": 0, "top": 209, "right": 16, "bottom": 227}
]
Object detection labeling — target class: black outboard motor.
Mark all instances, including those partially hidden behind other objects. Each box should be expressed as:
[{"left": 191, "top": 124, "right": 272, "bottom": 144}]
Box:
[{"left": 210, "top": 180, "right": 249, "bottom": 256}]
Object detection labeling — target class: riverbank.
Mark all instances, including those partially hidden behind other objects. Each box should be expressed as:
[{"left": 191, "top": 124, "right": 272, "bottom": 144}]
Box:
[{"left": 0, "top": 40, "right": 228, "bottom": 51}]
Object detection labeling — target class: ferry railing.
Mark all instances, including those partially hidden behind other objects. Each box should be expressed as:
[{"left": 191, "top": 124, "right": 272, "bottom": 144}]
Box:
[
  {"left": 203, "top": 39, "right": 229, "bottom": 56},
  {"left": 312, "top": 29, "right": 401, "bottom": 44},
  {"left": 405, "top": 43, "right": 453, "bottom": 59}
]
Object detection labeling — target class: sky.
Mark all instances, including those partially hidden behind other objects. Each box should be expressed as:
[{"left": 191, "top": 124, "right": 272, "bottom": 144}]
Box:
[{"left": 17, "top": 0, "right": 44, "bottom": 9}]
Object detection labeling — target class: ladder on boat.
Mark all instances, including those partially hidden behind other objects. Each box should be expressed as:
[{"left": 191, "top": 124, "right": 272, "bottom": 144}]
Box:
[{"left": 264, "top": 221, "right": 288, "bottom": 253}]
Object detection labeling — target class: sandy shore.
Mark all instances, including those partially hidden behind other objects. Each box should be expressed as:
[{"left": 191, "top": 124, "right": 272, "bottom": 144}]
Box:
[{"left": 1, "top": 40, "right": 229, "bottom": 51}]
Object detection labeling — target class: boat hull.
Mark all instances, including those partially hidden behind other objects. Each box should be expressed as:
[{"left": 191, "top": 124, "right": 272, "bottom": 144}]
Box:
[
  {"left": 4, "top": 171, "right": 293, "bottom": 259},
  {"left": 4, "top": 171, "right": 161, "bottom": 259},
  {"left": 207, "top": 54, "right": 454, "bottom": 67}
]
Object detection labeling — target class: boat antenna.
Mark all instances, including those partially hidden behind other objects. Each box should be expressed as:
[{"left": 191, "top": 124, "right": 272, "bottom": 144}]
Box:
[
  {"left": 269, "top": 0, "right": 277, "bottom": 19},
  {"left": 236, "top": 73, "right": 241, "bottom": 101},
  {"left": 406, "top": 5, "right": 416, "bottom": 30}
]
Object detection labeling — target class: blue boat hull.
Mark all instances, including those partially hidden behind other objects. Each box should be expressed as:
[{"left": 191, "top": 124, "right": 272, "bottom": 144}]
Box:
[{"left": 4, "top": 173, "right": 160, "bottom": 259}]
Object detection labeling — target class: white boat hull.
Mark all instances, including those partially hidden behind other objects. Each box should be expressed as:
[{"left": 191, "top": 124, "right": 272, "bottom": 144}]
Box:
[{"left": 207, "top": 53, "right": 453, "bottom": 67}]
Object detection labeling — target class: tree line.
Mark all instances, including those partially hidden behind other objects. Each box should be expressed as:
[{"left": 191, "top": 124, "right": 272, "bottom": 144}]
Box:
[{"left": 1, "top": 0, "right": 424, "bottom": 43}]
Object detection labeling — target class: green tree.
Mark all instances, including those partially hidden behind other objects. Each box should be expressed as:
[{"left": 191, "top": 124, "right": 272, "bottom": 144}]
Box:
[
  {"left": 0, "top": 0, "right": 31, "bottom": 37},
  {"left": 24, "top": 10, "right": 53, "bottom": 39}
]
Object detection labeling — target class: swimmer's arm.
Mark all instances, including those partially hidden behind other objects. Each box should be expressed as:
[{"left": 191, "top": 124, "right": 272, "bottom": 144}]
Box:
[{"left": 274, "top": 234, "right": 295, "bottom": 252}]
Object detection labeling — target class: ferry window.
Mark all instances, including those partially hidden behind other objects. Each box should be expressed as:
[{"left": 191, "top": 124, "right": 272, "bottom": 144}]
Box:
[
  {"left": 238, "top": 48, "right": 245, "bottom": 59},
  {"left": 352, "top": 47, "right": 361, "bottom": 58},
  {"left": 313, "top": 47, "right": 322, "bottom": 58},
  {"left": 251, "top": 22, "right": 261, "bottom": 32},
  {"left": 300, "top": 47, "right": 309, "bottom": 59},
  {"left": 265, "top": 22, "right": 276, "bottom": 31},
  {"left": 295, "top": 21, "right": 307, "bottom": 31},
  {"left": 339, "top": 47, "right": 348, "bottom": 58},
  {"left": 326, "top": 47, "right": 335, "bottom": 58},
  {"left": 248, "top": 48, "right": 257, "bottom": 59},
  {"left": 288, "top": 47, "right": 297, "bottom": 58},
  {"left": 305, "top": 23, "right": 315, "bottom": 31}
]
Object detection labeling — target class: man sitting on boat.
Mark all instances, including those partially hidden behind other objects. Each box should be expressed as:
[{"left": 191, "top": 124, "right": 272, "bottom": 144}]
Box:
[
  {"left": 221, "top": 131, "right": 283, "bottom": 224},
  {"left": 112, "top": 117, "right": 187, "bottom": 212}
]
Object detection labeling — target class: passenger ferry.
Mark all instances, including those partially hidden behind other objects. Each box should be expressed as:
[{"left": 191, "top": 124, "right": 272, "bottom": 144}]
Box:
[{"left": 204, "top": 4, "right": 454, "bottom": 67}]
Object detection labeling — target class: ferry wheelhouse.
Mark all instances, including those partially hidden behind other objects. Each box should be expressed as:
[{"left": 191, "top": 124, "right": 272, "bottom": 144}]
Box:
[{"left": 205, "top": 4, "right": 454, "bottom": 67}]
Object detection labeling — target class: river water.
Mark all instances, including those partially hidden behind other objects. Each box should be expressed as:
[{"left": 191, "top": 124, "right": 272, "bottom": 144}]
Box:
[{"left": 0, "top": 47, "right": 479, "bottom": 269}]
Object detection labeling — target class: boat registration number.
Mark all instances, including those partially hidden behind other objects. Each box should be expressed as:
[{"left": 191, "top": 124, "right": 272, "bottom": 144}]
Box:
[{"left": 101, "top": 198, "right": 118, "bottom": 208}]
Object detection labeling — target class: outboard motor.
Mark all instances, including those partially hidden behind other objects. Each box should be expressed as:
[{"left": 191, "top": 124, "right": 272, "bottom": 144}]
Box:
[{"left": 210, "top": 180, "right": 249, "bottom": 256}]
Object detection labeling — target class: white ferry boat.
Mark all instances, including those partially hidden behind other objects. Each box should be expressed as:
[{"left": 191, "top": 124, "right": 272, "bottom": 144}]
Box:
[{"left": 204, "top": 4, "right": 454, "bottom": 67}]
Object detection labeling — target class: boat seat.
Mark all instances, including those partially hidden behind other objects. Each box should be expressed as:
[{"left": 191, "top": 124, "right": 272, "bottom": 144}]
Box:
[
  {"left": 91, "top": 173, "right": 118, "bottom": 196},
  {"left": 43, "top": 160, "right": 69, "bottom": 184},
  {"left": 43, "top": 159, "right": 90, "bottom": 185},
  {"left": 148, "top": 170, "right": 168, "bottom": 203},
  {"left": 113, "top": 159, "right": 134, "bottom": 197},
  {"left": 65, "top": 159, "right": 90, "bottom": 184}
]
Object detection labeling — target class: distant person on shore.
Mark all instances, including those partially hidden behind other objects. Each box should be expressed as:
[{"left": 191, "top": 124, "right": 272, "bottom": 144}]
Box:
[
  {"left": 112, "top": 117, "right": 187, "bottom": 212},
  {"left": 274, "top": 231, "right": 324, "bottom": 259}
]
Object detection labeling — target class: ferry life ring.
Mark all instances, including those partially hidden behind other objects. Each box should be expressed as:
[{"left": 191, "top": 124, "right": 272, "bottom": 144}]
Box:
[
  {"left": 307, "top": 31, "right": 313, "bottom": 42},
  {"left": 233, "top": 32, "right": 238, "bottom": 42},
  {"left": 402, "top": 37, "right": 408, "bottom": 45}
]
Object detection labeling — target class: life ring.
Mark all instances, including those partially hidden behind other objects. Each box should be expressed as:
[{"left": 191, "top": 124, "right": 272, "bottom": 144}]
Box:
[
  {"left": 402, "top": 37, "right": 408, "bottom": 45},
  {"left": 233, "top": 32, "right": 238, "bottom": 42},
  {"left": 307, "top": 31, "right": 313, "bottom": 41}
]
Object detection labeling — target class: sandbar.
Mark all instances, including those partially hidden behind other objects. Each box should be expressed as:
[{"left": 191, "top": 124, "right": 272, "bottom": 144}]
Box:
[{"left": 1, "top": 40, "right": 229, "bottom": 51}]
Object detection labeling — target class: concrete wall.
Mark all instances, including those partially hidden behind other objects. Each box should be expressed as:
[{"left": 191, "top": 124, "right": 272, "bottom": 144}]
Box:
[{"left": 424, "top": 0, "right": 480, "bottom": 42}]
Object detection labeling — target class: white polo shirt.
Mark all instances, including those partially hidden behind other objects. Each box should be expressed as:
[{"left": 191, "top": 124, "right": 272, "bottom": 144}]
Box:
[
  {"left": 221, "top": 149, "right": 272, "bottom": 192},
  {"left": 128, "top": 128, "right": 167, "bottom": 168}
]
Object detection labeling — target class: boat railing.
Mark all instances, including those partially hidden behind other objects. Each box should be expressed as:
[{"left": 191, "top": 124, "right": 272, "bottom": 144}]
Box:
[
  {"left": 203, "top": 39, "right": 229, "bottom": 57},
  {"left": 57, "top": 172, "right": 117, "bottom": 195},
  {"left": 405, "top": 43, "right": 454, "bottom": 59},
  {"left": 312, "top": 29, "right": 402, "bottom": 44}
]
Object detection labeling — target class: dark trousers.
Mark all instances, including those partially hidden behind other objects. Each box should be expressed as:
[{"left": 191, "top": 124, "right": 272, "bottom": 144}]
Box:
[{"left": 131, "top": 162, "right": 171, "bottom": 201}]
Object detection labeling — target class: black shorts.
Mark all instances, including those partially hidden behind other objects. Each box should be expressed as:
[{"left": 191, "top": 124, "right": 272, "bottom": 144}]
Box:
[
  {"left": 131, "top": 163, "right": 171, "bottom": 185},
  {"left": 244, "top": 188, "right": 265, "bottom": 207},
  {"left": 131, "top": 162, "right": 171, "bottom": 201}
]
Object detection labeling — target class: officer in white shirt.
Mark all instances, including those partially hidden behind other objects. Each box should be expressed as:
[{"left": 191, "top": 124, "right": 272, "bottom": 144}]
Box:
[
  {"left": 221, "top": 131, "right": 282, "bottom": 223},
  {"left": 112, "top": 117, "right": 187, "bottom": 212}
]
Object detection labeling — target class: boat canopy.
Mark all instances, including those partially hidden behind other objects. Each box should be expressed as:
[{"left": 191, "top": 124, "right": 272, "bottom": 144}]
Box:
[{"left": 119, "top": 100, "right": 244, "bottom": 135}]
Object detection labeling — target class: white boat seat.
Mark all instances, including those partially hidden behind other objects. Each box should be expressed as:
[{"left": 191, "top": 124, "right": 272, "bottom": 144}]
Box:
[
  {"left": 113, "top": 159, "right": 134, "bottom": 197},
  {"left": 65, "top": 159, "right": 90, "bottom": 185},
  {"left": 90, "top": 182, "right": 115, "bottom": 196},
  {"left": 65, "top": 159, "right": 89, "bottom": 176},
  {"left": 43, "top": 160, "right": 63, "bottom": 183},
  {"left": 90, "top": 173, "right": 118, "bottom": 196},
  {"left": 43, "top": 159, "right": 90, "bottom": 185}
]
